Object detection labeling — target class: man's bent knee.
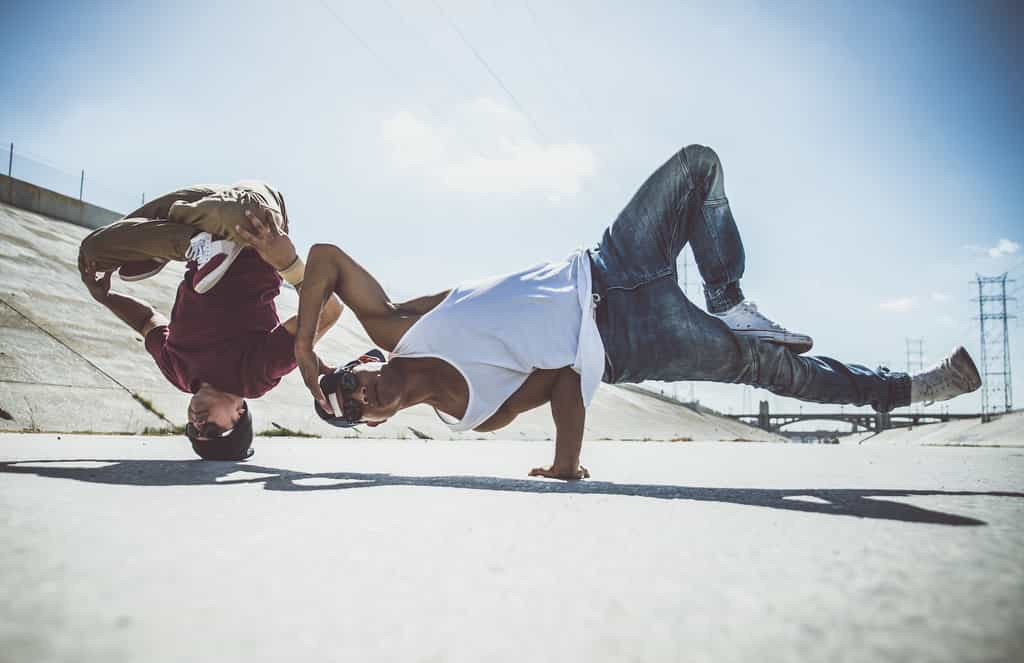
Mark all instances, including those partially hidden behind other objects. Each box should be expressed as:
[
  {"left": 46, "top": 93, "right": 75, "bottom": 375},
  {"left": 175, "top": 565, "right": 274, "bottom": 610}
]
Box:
[{"left": 680, "top": 144, "right": 725, "bottom": 198}]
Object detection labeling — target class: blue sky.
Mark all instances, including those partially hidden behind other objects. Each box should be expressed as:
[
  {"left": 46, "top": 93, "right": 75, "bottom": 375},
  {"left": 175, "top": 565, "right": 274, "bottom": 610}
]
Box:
[{"left": 2, "top": 0, "right": 1021, "bottom": 420}]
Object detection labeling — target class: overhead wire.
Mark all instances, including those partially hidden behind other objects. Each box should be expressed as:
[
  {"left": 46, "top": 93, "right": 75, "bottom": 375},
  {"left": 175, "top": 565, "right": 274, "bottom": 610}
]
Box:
[
  {"left": 379, "top": 0, "right": 481, "bottom": 106},
  {"left": 314, "top": 0, "right": 494, "bottom": 159},
  {"left": 430, "top": 0, "right": 549, "bottom": 143},
  {"left": 519, "top": 0, "right": 599, "bottom": 131},
  {"left": 316, "top": 0, "right": 390, "bottom": 68}
]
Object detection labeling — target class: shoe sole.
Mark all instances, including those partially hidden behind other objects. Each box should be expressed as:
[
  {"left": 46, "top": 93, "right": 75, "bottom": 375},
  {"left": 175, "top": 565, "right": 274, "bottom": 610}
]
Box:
[
  {"left": 193, "top": 245, "right": 244, "bottom": 294},
  {"left": 951, "top": 346, "right": 982, "bottom": 391},
  {"left": 733, "top": 330, "right": 814, "bottom": 355},
  {"left": 119, "top": 260, "right": 168, "bottom": 282}
]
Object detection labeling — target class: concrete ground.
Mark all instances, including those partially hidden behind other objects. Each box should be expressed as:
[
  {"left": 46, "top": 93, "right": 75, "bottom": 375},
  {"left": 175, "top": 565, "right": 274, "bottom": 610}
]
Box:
[{"left": 1, "top": 433, "right": 1022, "bottom": 663}]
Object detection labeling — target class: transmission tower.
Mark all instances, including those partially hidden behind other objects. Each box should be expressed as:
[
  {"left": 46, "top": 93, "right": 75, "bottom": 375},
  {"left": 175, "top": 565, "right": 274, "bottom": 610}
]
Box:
[
  {"left": 681, "top": 246, "right": 692, "bottom": 300},
  {"left": 973, "top": 273, "right": 1015, "bottom": 420},
  {"left": 905, "top": 338, "right": 925, "bottom": 412},
  {"left": 680, "top": 248, "right": 696, "bottom": 405},
  {"left": 905, "top": 338, "right": 924, "bottom": 374}
]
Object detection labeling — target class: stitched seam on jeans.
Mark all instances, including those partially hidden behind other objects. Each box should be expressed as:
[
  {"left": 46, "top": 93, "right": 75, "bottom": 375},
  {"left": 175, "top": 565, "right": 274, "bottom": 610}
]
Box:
[
  {"left": 667, "top": 153, "right": 692, "bottom": 263},
  {"left": 604, "top": 266, "right": 674, "bottom": 292},
  {"left": 677, "top": 149, "right": 695, "bottom": 190},
  {"left": 700, "top": 203, "right": 730, "bottom": 284}
]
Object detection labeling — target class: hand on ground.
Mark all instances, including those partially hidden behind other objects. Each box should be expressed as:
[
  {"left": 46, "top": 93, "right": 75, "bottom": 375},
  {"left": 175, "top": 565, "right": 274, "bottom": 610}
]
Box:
[{"left": 529, "top": 464, "right": 591, "bottom": 480}]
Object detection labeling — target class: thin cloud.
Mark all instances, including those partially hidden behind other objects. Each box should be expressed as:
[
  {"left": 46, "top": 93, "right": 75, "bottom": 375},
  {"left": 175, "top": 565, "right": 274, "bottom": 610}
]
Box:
[
  {"left": 879, "top": 297, "right": 917, "bottom": 313},
  {"left": 382, "top": 99, "right": 596, "bottom": 200},
  {"left": 988, "top": 238, "right": 1020, "bottom": 258},
  {"left": 931, "top": 292, "right": 949, "bottom": 302}
]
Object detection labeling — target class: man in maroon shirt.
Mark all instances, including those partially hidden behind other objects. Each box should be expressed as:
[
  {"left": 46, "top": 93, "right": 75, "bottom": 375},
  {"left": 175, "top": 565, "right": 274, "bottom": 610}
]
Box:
[{"left": 78, "top": 183, "right": 341, "bottom": 460}]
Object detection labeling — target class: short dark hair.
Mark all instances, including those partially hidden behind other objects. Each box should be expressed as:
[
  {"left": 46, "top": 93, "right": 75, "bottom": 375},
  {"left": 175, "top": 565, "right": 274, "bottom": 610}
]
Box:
[{"left": 187, "top": 402, "right": 254, "bottom": 460}]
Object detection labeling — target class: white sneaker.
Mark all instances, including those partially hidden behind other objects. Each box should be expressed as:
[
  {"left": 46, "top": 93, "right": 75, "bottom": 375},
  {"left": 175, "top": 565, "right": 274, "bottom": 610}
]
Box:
[
  {"left": 911, "top": 346, "right": 982, "bottom": 405},
  {"left": 715, "top": 300, "right": 814, "bottom": 354},
  {"left": 185, "top": 232, "right": 243, "bottom": 294}
]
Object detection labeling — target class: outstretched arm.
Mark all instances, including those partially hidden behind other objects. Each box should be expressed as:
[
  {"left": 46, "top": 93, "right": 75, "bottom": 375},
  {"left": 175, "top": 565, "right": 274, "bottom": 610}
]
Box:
[{"left": 78, "top": 252, "right": 167, "bottom": 336}]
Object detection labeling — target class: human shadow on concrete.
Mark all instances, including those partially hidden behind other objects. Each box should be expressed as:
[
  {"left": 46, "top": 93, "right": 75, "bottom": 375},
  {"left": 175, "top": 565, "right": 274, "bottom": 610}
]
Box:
[{"left": 3, "top": 458, "right": 1021, "bottom": 526}]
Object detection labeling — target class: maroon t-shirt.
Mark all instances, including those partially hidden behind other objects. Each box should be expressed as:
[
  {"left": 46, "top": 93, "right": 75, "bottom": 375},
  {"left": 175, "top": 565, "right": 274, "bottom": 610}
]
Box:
[{"left": 145, "top": 249, "right": 297, "bottom": 397}]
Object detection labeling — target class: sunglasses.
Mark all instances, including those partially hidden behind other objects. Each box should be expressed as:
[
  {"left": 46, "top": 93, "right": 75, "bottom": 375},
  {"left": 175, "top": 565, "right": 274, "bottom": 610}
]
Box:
[
  {"left": 185, "top": 422, "right": 234, "bottom": 441},
  {"left": 321, "top": 368, "right": 364, "bottom": 423}
]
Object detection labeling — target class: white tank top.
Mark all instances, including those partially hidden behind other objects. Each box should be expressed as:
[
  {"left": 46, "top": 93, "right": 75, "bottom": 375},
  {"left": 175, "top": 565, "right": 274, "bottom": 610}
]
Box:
[{"left": 392, "top": 250, "right": 605, "bottom": 432}]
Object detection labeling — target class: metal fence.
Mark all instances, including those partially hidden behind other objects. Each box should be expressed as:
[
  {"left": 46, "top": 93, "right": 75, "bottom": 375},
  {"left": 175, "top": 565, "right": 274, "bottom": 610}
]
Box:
[{"left": 5, "top": 141, "right": 143, "bottom": 215}]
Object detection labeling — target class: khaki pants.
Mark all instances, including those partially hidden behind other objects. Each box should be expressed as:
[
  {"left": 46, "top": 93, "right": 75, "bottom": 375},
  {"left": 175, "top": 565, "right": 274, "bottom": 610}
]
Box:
[{"left": 79, "top": 181, "right": 289, "bottom": 272}]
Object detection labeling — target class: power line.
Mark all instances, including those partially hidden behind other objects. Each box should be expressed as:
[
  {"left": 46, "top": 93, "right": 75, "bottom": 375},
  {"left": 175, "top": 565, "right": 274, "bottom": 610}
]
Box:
[
  {"left": 519, "top": 1, "right": 600, "bottom": 127},
  {"left": 431, "top": 0, "right": 549, "bottom": 143},
  {"left": 380, "top": 0, "right": 481, "bottom": 104},
  {"left": 317, "top": 0, "right": 390, "bottom": 65},
  {"left": 314, "top": 0, "right": 493, "bottom": 158}
]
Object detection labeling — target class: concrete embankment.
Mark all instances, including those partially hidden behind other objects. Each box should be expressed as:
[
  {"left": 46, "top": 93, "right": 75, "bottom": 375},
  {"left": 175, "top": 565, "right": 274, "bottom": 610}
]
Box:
[
  {"left": 0, "top": 174, "right": 120, "bottom": 230},
  {"left": 846, "top": 410, "right": 1024, "bottom": 447}
]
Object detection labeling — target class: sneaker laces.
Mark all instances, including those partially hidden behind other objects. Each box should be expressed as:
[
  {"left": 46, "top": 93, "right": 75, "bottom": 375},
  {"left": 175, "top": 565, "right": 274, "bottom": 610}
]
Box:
[
  {"left": 186, "top": 233, "right": 216, "bottom": 266},
  {"left": 733, "top": 300, "right": 785, "bottom": 331},
  {"left": 915, "top": 355, "right": 965, "bottom": 406}
]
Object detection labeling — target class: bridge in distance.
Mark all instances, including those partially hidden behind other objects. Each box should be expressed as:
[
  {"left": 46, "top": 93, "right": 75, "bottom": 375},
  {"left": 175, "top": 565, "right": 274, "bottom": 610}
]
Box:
[{"left": 725, "top": 400, "right": 985, "bottom": 433}]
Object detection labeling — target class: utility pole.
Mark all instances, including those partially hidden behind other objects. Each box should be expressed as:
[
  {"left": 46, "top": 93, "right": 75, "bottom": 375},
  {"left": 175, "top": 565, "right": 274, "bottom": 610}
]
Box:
[{"left": 973, "top": 274, "right": 1015, "bottom": 421}]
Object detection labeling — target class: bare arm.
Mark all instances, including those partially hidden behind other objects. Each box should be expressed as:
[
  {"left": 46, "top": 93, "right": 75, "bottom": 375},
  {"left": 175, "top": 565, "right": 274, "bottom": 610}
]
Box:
[
  {"left": 292, "top": 243, "right": 427, "bottom": 411},
  {"left": 282, "top": 283, "right": 342, "bottom": 344},
  {"left": 393, "top": 290, "right": 451, "bottom": 316},
  {"left": 79, "top": 252, "right": 166, "bottom": 336}
]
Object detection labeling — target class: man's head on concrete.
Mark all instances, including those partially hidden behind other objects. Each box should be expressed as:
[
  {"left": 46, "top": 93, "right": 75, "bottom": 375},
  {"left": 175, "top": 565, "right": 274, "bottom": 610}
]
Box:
[{"left": 186, "top": 385, "right": 254, "bottom": 460}]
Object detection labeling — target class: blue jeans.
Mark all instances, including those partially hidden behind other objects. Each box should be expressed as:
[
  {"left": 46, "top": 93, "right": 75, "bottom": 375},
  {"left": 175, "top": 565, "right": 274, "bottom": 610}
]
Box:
[{"left": 589, "top": 145, "right": 911, "bottom": 413}]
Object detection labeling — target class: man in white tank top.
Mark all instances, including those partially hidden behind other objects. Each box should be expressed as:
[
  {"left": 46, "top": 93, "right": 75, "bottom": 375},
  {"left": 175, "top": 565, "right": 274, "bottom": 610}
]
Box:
[{"left": 271, "top": 145, "right": 980, "bottom": 480}]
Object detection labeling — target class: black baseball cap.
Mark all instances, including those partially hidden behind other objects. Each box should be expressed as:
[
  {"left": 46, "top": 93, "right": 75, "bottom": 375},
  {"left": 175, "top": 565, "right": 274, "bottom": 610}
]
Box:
[{"left": 187, "top": 402, "right": 254, "bottom": 460}]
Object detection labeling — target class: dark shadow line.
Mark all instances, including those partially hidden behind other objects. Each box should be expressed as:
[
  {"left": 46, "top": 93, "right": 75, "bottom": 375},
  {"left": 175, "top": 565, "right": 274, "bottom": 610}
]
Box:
[{"left": 3, "top": 459, "right": 1021, "bottom": 527}]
